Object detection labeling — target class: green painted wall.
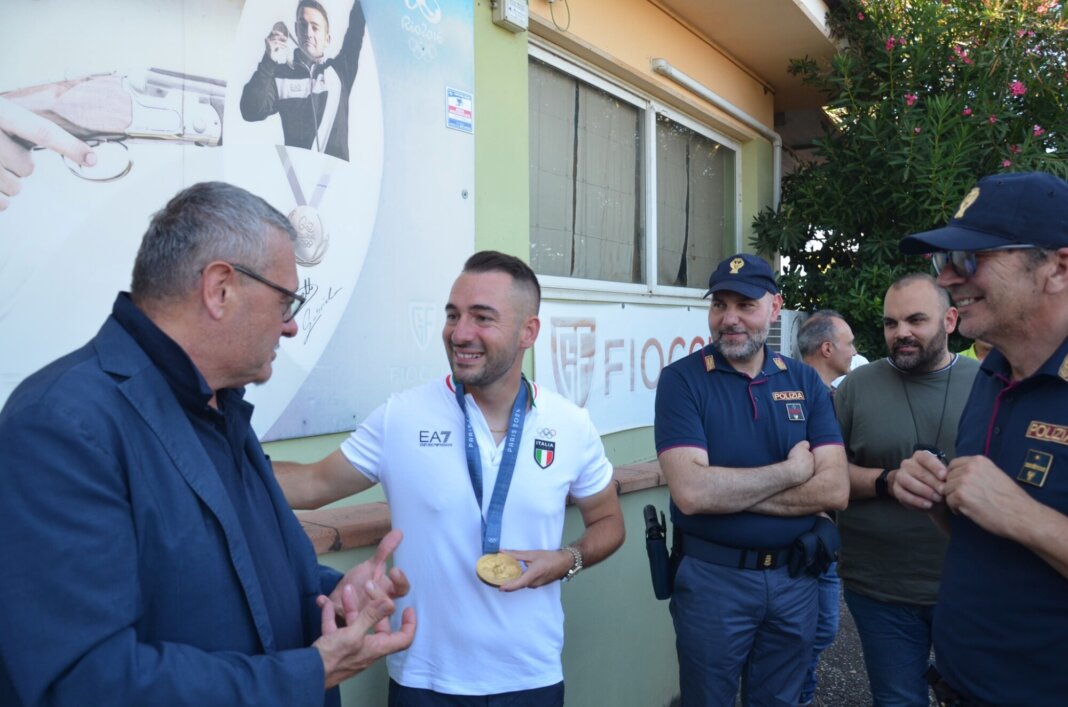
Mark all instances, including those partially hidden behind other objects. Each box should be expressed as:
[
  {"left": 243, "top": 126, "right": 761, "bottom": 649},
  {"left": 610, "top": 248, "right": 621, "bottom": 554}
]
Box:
[
  {"left": 473, "top": 0, "right": 530, "bottom": 259},
  {"left": 741, "top": 136, "right": 775, "bottom": 252}
]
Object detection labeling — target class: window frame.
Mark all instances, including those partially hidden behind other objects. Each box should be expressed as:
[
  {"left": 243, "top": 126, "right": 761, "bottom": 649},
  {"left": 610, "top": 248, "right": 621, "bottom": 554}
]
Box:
[{"left": 528, "top": 44, "right": 744, "bottom": 303}]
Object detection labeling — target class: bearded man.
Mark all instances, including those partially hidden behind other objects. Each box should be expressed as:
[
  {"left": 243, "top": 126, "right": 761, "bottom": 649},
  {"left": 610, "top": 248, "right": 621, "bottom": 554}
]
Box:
[
  {"left": 654, "top": 253, "right": 848, "bottom": 706},
  {"left": 833, "top": 273, "right": 979, "bottom": 706}
]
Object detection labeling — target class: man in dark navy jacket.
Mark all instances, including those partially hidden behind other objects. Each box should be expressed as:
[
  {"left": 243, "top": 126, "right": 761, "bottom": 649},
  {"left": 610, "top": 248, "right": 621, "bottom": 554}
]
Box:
[{"left": 0, "top": 181, "right": 414, "bottom": 706}]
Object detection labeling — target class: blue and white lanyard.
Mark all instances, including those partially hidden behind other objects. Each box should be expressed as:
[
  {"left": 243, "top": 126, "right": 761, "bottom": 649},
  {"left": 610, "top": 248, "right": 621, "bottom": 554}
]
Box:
[{"left": 453, "top": 378, "right": 529, "bottom": 554}]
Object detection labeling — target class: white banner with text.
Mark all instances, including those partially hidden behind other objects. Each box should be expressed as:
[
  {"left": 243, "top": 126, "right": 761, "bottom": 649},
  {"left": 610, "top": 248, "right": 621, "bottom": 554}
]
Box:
[{"left": 532, "top": 300, "right": 711, "bottom": 435}]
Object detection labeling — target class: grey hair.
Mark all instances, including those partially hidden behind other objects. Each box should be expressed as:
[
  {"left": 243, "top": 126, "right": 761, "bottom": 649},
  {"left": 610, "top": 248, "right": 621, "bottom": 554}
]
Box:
[
  {"left": 130, "top": 182, "right": 296, "bottom": 303},
  {"left": 1023, "top": 247, "right": 1055, "bottom": 270},
  {"left": 889, "top": 272, "right": 950, "bottom": 312},
  {"left": 797, "top": 310, "right": 845, "bottom": 359}
]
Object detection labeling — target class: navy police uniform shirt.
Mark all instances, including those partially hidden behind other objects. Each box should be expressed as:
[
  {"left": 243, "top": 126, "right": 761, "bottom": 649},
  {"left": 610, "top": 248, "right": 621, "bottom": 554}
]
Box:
[
  {"left": 934, "top": 337, "right": 1068, "bottom": 705},
  {"left": 654, "top": 343, "right": 843, "bottom": 548}
]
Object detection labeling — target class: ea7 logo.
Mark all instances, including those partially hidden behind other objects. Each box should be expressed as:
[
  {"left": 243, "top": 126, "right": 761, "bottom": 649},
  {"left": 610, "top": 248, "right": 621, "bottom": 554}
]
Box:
[{"left": 419, "top": 430, "right": 453, "bottom": 447}]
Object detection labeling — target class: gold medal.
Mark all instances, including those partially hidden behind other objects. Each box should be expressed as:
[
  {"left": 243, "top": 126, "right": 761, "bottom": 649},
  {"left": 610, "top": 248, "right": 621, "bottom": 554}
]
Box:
[{"left": 475, "top": 553, "right": 523, "bottom": 587}]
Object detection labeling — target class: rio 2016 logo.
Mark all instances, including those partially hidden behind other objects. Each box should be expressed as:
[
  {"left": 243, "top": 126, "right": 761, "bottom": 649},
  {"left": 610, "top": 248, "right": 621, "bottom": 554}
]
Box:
[{"left": 404, "top": 0, "right": 442, "bottom": 23}]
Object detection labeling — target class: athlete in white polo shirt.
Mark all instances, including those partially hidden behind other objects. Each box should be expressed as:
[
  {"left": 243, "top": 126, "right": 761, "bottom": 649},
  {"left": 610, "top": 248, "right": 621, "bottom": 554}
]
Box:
[{"left": 274, "top": 251, "right": 625, "bottom": 706}]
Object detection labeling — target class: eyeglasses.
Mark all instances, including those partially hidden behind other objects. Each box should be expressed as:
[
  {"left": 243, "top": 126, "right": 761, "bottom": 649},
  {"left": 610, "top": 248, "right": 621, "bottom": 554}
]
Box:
[
  {"left": 930, "top": 244, "right": 1036, "bottom": 278},
  {"left": 229, "top": 263, "right": 306, "bottom": 322}
]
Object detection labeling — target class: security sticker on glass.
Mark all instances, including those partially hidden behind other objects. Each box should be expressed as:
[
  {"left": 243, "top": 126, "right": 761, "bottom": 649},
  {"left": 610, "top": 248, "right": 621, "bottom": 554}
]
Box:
[
  {"left": 1018, "top": 449, "right": 1053, "bottom": 488},
  {"left": 785, "top": 402, "right": 805, "bottom": 422}
]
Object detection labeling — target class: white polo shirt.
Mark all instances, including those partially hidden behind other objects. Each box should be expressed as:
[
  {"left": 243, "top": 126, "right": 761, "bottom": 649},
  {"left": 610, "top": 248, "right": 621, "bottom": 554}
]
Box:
[{"left": 340, "top": 375, "right": 613, "bottom": 695}]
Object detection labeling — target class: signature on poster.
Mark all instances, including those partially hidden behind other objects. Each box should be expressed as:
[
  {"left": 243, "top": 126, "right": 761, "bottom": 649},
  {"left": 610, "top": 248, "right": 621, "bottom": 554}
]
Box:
[{"left": 297, "top": 277, "right": 344, "bottom": 344}]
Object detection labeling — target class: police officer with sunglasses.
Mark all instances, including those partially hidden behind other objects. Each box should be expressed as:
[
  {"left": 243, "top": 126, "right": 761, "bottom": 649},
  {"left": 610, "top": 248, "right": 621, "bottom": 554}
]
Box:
[{"left": 894, "top": 171, "right": 1068, "bottom": 706}]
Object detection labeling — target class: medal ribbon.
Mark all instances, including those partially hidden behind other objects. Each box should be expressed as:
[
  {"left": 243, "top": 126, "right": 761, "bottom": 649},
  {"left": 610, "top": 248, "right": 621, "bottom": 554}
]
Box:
[
  {"left": 276, "top": 145, "right": 333, "bottom": 208},
  {"left": 454, "top": 377, "right": 529, "bottom": 554}
]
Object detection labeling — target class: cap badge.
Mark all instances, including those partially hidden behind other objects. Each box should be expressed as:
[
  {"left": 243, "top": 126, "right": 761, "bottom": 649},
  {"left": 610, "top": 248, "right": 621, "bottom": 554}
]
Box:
[
  {"left": 729, "top": 257, "right": 745, "bottom": 274},
  {"left": 954, "top": 187, "right": 981, "bottom": 219}
]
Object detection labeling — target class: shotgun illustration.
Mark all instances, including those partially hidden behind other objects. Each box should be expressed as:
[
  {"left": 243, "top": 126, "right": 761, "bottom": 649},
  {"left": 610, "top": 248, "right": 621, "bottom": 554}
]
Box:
[{"left": 2, "top": 69, "right": 225, "bottom": 180}]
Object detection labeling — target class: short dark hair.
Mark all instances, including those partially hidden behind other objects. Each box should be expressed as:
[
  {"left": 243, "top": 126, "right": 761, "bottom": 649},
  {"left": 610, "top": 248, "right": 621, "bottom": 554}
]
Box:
[
  {"left": 130, "top": 182, "right": 296, "bottom": 304},
  {"left": 462, "top": 250, "right": 541, "bottom": 314},
  {"left": 297, "top": 0, "right": 330, "bottom": 28},
  {"left": 797, "top": 310, "right": 845, "bottom": 359},
  {"left": 889, "top": 272, "right": 951, "bottom": 312}
]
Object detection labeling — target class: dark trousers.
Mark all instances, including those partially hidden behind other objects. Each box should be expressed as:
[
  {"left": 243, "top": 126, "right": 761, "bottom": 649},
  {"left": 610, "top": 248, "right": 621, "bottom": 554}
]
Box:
[{"left": 388, "top": 679, "right": 565, "bottom": 707}]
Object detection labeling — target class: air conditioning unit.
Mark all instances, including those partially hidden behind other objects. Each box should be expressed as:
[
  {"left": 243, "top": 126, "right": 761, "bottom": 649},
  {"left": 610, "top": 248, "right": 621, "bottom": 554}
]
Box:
[{"left": 769, "top": 309, "right": 808, "bottom": 358}]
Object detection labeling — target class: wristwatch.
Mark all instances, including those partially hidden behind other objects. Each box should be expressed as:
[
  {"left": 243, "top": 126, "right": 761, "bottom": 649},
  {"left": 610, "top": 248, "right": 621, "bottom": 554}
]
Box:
[
  {"left": 875, "top": 468, "right": 893, "bottom": 499},
  {"left": 561, "top": 544, "right": 583, "bottom": 582}
]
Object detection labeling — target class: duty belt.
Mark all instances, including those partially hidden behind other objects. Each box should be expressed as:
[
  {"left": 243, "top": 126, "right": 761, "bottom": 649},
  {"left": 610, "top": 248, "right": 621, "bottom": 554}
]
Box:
[{"left": 679, "top": 532, "right": 790, "bottom": 571}]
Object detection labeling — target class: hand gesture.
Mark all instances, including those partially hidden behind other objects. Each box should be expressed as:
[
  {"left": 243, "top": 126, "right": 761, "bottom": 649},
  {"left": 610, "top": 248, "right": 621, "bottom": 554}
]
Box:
[
  {"left": 265, "top": 22, "right": 293, "bottom": 65},
  {"left": 944, "top": 455, "right": 1033, "bottom": 538},
  {"left": 329, "top": 529, "right": 410, "bottom": 630},
  {"left": 893, "top": 449, "right": 947, "bottom": 510},
  {"left": 314, "top": 581, "right": 416, "bottom": 689}
]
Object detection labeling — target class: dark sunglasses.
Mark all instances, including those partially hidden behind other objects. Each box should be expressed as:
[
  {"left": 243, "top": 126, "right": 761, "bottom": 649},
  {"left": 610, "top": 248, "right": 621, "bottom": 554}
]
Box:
[{"left": 930, "top": 244, "right": 1036, "bottom": 278}]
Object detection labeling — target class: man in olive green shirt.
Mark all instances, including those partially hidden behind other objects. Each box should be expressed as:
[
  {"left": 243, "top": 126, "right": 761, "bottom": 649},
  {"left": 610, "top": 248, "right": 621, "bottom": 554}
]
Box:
[{"left": 834, "top": 274, "right": 978, "bottom": 706}]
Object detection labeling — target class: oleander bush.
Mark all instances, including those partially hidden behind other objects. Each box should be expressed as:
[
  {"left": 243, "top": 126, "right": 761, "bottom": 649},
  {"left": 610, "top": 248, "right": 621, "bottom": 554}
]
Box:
[{"left": 752, "top": 0, "right": 1067, "bottom": 355}]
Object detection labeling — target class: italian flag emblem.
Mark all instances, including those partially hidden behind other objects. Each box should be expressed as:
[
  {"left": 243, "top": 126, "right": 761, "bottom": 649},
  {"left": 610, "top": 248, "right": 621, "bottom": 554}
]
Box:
[{"left": 534, "top": 439, "right": 556, "bottom": 469}]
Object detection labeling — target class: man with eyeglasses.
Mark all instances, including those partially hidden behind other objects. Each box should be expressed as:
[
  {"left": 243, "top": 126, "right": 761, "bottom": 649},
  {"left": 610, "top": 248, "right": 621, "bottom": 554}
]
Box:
[
  {"left": 0, "top": 181, "right": 414, "bottom": 706},
  {"left": 894, "top": 171, "right": 1068, "bottom": 706}
]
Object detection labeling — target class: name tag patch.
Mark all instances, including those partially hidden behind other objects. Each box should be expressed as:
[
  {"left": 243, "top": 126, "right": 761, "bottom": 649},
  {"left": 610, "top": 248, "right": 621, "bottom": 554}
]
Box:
[
  {"left": 785, "top": 403, "right": 805, "bottom": 421},
  {"left": 1018, "top": 449, "right": 1052, "bottom": 488},
  {"left": 1025, "top": 421, "right": 1068, "bottom": 446},
  {"left": 773, "top": 391, "right": 805, "bottom": 401}
]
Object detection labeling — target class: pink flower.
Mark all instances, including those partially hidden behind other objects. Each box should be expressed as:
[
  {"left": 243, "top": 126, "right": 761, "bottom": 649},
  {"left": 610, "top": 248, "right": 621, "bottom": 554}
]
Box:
[
  {"left": 1033, "top": 124, "right": 1046, "bottom": 137},
  {"left": 914, "top": 127, "right": 922, "bottom": 134},
  {"left": 905, "top": 93, "right": 918, "bottom": 106},
  {"left": 886, "top": 37, "right": 897, "bottom": 51},
  {"left": 899, "top": 38, "right": 906, "bottom": 46},
  {"left": 1009, "top": 80, "right": 1027, "bottom": 96},
  {"left": 962, "top": 107, "right": 973, "bottom": 116},
  {"left": 1002, "top": 159, "right": 1012, "bottom": 168},
  {"left": 858, "top": 11, "right": 865, "bottom": 20},
  {"left": 1008, "top": 144, "right": 1020, "bottom": 154},
  {"left": 988, "top": 115, "right": 998, "bottom": 124}
]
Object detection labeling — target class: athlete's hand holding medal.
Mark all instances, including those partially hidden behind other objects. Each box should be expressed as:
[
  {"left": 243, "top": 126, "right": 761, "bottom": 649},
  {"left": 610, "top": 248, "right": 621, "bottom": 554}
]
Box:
[{"left": 479, "top": 547, "right": 578, "bottom": 591}]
